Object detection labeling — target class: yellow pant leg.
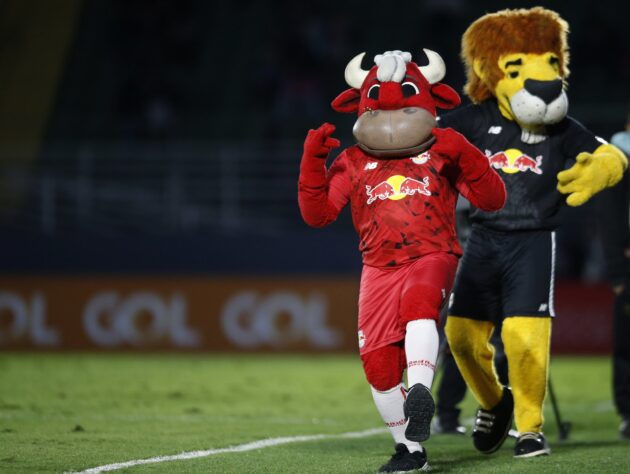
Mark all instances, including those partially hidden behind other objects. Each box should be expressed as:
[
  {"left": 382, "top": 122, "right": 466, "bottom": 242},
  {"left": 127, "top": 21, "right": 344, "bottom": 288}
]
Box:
[
  {"left": 501, "top": 317, "right": 552, "bottom": 433},
  {"left": 445, "top": 316, "right": 503, "bottom": 410}
]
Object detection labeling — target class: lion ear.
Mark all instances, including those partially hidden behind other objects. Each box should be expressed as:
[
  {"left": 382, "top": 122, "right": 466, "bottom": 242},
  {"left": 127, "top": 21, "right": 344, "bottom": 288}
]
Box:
[
  {"left": 472, "top": 58, "right": 487, "bottom": 81},
  {"left": 430, "top": 83, "right": 461, "bottom": 110}
]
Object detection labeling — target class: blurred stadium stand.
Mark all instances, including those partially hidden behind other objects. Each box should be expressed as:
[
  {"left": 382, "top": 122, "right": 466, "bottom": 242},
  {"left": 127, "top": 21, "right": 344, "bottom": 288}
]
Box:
[
  {"left": 6, "top": 142, "right": 304, "bottom": 236},
  {"left": 0, "top": 138, "right": 363, "bottom": 274}
]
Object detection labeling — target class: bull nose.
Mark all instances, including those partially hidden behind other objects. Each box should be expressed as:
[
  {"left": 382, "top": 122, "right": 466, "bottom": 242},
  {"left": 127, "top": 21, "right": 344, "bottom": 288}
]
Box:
[
  {"left": 378, "top": 82, "right": 404, "bottom": 109},
  {"left": 524, "top": 79, "right": 563, "bottom": 104}
]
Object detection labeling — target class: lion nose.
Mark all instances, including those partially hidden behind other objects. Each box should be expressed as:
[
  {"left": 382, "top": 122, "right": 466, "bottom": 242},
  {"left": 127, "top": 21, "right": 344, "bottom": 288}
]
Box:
[{"left": 524, "top": 79, "right": 563, "bottom": 104}]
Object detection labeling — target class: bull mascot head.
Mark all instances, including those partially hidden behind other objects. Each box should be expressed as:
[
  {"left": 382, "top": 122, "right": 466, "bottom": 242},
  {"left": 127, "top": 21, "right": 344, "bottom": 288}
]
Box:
[{"left": 331, "top": 49, "right": 460, "bottom": 157}]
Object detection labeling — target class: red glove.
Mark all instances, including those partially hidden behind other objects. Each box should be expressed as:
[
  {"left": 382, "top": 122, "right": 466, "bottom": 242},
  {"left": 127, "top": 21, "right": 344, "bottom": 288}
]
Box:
[
  {"left": 303, "top": 123, "right": 341, "bottom": 159},
  {"left": 429, "top": 127, "right": 467, "bottom": 163}
]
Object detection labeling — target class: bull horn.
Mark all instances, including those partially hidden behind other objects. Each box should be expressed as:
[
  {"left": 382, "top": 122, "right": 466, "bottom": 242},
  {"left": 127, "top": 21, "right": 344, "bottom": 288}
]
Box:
[
  {"left": 418, "top": 48, "right": 445, "bottom": 84},
  {"left": 344, "top": 52, "right": 369, "bottom": 89}
]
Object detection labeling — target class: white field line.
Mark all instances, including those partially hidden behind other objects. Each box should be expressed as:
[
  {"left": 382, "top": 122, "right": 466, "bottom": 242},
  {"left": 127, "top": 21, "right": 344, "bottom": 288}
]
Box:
[{"left": 66, "top": 427, "right": 387, "bottom": 474}]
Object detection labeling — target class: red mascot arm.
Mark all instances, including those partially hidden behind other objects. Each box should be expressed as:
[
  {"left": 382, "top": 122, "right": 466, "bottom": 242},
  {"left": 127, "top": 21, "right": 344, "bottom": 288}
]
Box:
[
  {"left": 431, "top": 127, "right": 506, "bottom": 211},
  {"left": 298, "top": 123, "right": 349, "bottom": 227}
]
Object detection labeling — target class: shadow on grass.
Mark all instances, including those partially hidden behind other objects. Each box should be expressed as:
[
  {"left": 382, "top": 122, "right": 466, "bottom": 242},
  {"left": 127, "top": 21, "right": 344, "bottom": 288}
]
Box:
[
  {"left": 551, "top": 439, "right": 628, "bottom": 449},
  {"left": 426, "top": 438, "right": 630, "bottom": 473},
  {"left": 273, "top": 432, "right": 629, "bottom": 473}
]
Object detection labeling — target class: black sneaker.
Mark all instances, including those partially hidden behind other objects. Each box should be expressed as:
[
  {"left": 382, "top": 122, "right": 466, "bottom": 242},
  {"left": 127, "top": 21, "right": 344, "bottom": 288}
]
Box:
[
  {"left": 514, "top": 432, "right": 550, "bottom": 458},
  {"left": 620, "top": 418, "right": 630, "bottom": 440},
  {"left": 472, "top": 386, "right": 514, "bottom": 454},
  {"left": 404, "top": 383, "right": 435, "bottom": 442},
  {"left": 431, "top": 416, "right": 466, "bottom": 435},
  {"left": 378, "top": 443, "right": 430, "bottom": 472}
]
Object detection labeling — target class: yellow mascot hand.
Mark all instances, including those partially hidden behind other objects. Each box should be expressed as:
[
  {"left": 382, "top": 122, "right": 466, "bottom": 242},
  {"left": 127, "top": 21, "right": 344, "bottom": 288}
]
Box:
[{"left": 557, "top": 144, "right": 627, "bottom": 207}]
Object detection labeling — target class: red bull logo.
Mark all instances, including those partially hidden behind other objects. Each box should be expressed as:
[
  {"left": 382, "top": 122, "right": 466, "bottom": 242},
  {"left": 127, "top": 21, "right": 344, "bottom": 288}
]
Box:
[
  {"left": 485, "top": 149, "right": 543, "bottom": 175},
  {"left": 366, "top": 175, "right": 431, "bottom": 204}
]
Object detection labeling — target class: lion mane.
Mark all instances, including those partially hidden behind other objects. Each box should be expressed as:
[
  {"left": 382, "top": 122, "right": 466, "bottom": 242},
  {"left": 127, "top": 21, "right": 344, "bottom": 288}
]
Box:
[{"left": 462, "top": 7, "right": 570, "bottom": 103}]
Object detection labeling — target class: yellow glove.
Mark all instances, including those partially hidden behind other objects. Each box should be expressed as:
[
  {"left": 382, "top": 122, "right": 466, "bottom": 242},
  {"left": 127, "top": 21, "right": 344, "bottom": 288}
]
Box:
[{"left": 557, "top": 144, "right": 627, "bottom": 207}]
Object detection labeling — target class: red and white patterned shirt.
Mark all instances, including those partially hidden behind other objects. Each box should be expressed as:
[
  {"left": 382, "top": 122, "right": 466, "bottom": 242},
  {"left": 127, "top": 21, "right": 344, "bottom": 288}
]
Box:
[{"left": 298, "top": 130, "right": 506, "bottom": 268}]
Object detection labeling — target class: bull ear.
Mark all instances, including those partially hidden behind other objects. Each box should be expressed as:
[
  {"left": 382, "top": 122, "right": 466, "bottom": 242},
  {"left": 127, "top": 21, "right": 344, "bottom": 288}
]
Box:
[
  {"left": 430, "top": 83, "right": 461, "bottom": 110},
  {"left": 331, "top": 88, "right": 361, "bottom": 113}
]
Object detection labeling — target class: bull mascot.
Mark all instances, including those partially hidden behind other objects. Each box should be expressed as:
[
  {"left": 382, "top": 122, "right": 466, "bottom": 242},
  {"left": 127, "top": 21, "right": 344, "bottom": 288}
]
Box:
[
  {"left": 440, "top": 7, "right": 628, "bottom": 458},
  {"left": 298, "top": 49, "right": 506, "bottom": 472}
]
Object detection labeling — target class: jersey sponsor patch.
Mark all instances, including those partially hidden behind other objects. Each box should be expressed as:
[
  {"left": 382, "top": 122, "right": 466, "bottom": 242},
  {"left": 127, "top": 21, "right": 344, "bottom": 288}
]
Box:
[
  {"left": 366, "top": 175, "right": 431, "bottom": 204},
  {"left": 485, "top": 148, "right": 543, "bottom": 175}
]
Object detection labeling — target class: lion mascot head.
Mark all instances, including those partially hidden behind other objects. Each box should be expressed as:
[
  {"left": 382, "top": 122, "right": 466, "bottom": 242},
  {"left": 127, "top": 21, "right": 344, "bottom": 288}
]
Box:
[{"left": 462, "top": 7, "right": 570, "bottom": 143}]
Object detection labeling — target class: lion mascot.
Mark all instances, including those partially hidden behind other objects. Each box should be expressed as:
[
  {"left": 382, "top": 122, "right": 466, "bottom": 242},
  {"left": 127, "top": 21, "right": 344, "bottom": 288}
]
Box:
[{"left": 440, "top": 7, "right": 627, "bottom": 458}]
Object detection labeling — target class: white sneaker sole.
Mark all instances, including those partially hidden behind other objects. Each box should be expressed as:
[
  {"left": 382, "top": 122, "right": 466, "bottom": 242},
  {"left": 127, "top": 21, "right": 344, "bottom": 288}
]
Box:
[
  {"left": 390, "top": 462, "right": 431, "bottom": 472},
  {"left": 514, "top": 447, "right": 551, "bottom": 458}
]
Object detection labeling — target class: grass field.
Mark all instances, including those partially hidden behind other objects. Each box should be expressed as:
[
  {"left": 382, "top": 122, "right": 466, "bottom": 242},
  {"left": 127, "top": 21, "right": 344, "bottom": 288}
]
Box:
[{"left": 0, "top": 353, "right": 626, "bottom": 473}]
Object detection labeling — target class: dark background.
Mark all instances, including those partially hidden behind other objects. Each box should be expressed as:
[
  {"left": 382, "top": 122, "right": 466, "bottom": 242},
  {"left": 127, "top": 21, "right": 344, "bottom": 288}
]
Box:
[{"left": 0, "top": 0, "right": 628, "bottom": 278}]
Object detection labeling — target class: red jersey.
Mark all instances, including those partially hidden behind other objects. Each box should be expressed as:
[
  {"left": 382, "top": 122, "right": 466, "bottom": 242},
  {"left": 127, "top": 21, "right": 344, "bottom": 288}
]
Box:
[{"left": 298, "top": 128, "right": 506, "bottom": 268}]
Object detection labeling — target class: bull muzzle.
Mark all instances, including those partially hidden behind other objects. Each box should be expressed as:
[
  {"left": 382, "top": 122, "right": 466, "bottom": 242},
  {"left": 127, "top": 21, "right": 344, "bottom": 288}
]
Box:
[{"left": 353, "top": 107, "right": 436, "bottom": 157}]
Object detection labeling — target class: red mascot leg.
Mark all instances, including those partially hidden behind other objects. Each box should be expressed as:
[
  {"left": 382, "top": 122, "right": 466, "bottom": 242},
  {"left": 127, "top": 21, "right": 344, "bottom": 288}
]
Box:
[
  {"left": 399, "top": 283, "right": 444, "bottom": 325},
  {"left": 399, "top": 252, "right": 457, "bottom": 325},
  {"left": 361, "top": 341, "right": 407, "bottom": 391}
]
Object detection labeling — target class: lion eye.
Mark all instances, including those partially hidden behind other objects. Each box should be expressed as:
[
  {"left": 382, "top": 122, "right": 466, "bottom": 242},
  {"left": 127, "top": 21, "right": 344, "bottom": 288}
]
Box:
[
  {"left": 367, "top": 84, "right": 380, "bottom": 100},
  {"left": 549, "top": 56, "right": 559, "bottom": 65},
  {"left": 509, "top": 71, "right": 519, "bottom": 79},
  {"left": 401, "top": 81, "right": 419, "bottom": 97}
]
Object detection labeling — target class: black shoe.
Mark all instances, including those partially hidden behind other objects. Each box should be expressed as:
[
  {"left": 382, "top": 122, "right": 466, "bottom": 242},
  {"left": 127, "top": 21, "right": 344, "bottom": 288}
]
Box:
[
  {"left": 514, "top": 432, "right": 550, "bottom": 458},
  {"left": 472, "top": 386, "right": 514, "bottom": 454},
  {"left": 620, "top": 418, "right": 630, "bottom": 440},
  {"left": 378, "top": 443, "right": 430, "bottom": 472},
  {"left": 404, "top": 383, "right": 435, "bottom": 442},
  {"left": 431, "top": 416, "right": 466, "bottom": 435}
]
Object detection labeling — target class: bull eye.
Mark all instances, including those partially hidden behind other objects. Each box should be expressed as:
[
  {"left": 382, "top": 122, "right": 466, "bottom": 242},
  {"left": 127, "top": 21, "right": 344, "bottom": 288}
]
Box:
[
  {"left": 367, "top": 84, "right": 380, "bottom": 100},
  {"left": 402, "top": 81, "right": 419, "bottom": 97}
]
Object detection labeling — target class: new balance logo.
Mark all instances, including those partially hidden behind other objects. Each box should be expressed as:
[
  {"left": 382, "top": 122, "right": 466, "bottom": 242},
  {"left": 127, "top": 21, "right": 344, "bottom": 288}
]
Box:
[
  {"left": 538, "top": 303, "right": 548, "bottom": 312},
  {"left": 488, "top": 126, "right": 502, "bottom": 134},
  {"left": 364, "top": 162, "right": 378, "bottom": 170},
  {"left": 411, "top": 152, "right": 430, "bottom": 165}
]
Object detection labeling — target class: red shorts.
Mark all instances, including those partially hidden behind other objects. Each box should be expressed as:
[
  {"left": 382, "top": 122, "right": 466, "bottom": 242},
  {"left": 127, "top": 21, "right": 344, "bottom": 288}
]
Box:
[{"left": 357, "top": 252, "right": 458, "bottom": 355}]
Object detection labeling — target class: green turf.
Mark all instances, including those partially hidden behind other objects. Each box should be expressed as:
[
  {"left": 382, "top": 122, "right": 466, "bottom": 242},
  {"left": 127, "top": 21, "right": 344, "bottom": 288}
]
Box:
[{"left": 0, "top": 353, "right": 626, "bottom": 473}]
